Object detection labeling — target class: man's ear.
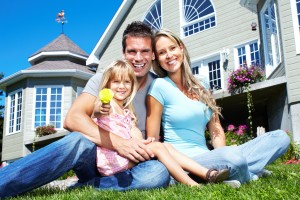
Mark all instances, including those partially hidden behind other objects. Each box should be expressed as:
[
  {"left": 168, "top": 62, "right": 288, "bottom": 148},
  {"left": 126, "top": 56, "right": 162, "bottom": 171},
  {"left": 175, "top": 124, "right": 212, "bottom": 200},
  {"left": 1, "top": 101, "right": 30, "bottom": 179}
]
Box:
[{"left": 152, "top": 52, "right": 155, "bottom": 60}]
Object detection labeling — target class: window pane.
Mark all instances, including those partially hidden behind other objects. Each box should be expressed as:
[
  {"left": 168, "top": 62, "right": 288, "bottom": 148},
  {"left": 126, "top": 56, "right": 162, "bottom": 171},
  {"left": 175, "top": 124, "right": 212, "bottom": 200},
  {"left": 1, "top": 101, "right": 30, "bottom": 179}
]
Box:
[
  {"left": 143, "top": 0, "right": 162, "bottom": 30},
  {"left": 183, "top": 0, "right": 216, "bottom": 36}
]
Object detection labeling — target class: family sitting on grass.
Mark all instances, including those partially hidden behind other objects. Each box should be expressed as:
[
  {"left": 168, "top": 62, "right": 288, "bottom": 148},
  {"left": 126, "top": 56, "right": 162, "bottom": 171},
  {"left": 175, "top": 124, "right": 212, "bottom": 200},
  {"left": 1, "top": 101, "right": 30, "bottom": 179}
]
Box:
[{"left": 0, "top": 21, "right": 290, "bottom": 198}]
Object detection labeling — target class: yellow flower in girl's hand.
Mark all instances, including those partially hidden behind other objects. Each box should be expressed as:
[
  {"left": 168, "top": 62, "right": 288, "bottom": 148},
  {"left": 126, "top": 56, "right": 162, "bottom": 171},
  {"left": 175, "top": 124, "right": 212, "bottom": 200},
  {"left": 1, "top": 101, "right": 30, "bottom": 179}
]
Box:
[{"left": 99, "top": 88, "right": 114, "bottom": 104}]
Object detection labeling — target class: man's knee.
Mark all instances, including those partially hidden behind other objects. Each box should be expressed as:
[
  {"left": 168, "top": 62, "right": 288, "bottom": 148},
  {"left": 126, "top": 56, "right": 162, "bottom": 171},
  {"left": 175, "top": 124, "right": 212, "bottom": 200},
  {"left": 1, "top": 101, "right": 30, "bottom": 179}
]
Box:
[{"left": 131, "top": 160, "right": 170, "bottom": 189}]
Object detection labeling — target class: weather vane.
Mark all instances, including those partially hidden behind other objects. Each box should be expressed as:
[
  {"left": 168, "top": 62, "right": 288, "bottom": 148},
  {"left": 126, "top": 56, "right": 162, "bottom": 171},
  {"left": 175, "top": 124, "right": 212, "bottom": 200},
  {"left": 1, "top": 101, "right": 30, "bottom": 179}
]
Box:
[{"left": 56, "top": 10, "right": 67, "bottom": 34}]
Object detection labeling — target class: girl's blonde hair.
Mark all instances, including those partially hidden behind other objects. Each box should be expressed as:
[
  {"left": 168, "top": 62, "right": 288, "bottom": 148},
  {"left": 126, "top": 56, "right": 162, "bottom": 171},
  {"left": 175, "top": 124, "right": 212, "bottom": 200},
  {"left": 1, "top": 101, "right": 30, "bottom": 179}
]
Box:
[
  {"left": 152, "top": 29, "right": 221, "bottom": 115},
  {"left": 99, "top": 60, "right": 138, "bottom": 116}
]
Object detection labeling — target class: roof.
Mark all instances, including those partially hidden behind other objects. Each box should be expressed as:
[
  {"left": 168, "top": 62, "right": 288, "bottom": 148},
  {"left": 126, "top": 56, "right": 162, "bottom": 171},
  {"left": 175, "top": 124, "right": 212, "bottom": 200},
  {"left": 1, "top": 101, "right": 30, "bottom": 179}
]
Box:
[
  {"left": 30, "top": 34, "right": 88, "bottom": 58},
  {"left": 28, "top": 34, "right": 89, "bottom": 65},
  {"left": 26, "top": 60, "right": 94, "bottom": 74}
]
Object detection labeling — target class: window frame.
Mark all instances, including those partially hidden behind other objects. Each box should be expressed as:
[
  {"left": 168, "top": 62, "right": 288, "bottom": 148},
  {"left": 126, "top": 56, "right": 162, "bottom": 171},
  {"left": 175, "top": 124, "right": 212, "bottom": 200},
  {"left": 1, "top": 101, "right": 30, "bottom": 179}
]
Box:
[
  {"left": 6, "top": 89, "right": 23, "bottom": 135},
  {"left": 192, "top": 54, "right": 224, "bottom": 92},
  {"left": 234, "top": 39, "right": 261, "bottom": 69},
  {"left": 180, "top": 0, "right": 216, "bottom": 37},
  {"left": 142, "top": 0, "right": 162, "bottom": 31},
  {"left": 260, "top": 0, "right": 282, "bottom": 77},
  {"left": 33, "top": 85, "right": 64, "bottom": 130},
  {"left": 291, "top": 0, "right": 300, "bottom": 54}
]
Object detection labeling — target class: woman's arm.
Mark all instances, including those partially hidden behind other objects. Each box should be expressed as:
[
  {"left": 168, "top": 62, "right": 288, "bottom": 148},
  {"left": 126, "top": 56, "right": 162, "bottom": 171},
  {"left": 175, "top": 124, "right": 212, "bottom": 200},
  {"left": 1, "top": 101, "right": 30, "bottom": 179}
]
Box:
[
  {"left": 207, "top": 113, "right": 226, "bottom": 148},
  {"left": 146, "top": 95, "right": 163, "bottom": 141}
]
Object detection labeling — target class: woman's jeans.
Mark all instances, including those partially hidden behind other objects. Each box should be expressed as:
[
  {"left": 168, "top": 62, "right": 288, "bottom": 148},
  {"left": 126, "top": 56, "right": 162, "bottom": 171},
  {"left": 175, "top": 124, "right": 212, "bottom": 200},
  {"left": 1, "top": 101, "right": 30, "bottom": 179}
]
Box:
[
  {"left": 192, "top": 130, "right": 290, "bottom": 183},
  {"left": 0, "top": 132, "right": 170, "bottom": 198}
]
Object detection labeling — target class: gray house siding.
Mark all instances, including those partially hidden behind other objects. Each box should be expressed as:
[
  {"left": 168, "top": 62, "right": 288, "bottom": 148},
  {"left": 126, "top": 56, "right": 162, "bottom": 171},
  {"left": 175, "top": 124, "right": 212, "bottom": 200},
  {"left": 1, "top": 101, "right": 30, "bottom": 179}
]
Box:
[
  {"left": 98, "top": 1, "right": 159, "bottom": 71},
  {"left": 1, "top": 76, "right": 89, "bottom": 161},
  {"left": 2, "top": 80, "right": 27, "bottom": 161}
]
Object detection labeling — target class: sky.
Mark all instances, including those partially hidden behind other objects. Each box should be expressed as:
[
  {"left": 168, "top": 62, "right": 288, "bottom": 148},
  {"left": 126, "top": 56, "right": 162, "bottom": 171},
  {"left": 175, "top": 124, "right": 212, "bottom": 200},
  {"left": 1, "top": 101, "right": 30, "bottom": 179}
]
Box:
[{"left": 0, "top": 0, "right": 123, "bottom": 106}]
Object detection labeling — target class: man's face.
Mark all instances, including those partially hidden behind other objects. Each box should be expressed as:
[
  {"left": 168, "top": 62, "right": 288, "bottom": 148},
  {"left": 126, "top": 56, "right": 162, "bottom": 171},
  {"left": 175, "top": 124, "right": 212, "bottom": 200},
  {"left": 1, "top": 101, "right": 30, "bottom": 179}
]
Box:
[{"left": 123, "top": 36, "right": 155, "bottom": 78}]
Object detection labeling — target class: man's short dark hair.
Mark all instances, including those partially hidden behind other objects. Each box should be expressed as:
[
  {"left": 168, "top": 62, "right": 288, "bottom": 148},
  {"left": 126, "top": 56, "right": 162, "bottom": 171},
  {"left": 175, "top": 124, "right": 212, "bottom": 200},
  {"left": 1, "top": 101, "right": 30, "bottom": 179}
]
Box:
[{"left": 122, "top": 21, "right": 153, "bottom": 52}]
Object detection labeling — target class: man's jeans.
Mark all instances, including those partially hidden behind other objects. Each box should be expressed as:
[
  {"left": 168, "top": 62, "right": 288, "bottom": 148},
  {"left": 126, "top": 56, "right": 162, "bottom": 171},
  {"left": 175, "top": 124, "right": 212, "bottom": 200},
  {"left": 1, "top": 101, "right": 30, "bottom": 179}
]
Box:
[
  {"left": 0, "top": 132, "right": 170, "bottom": 198},
  {"left": 192, "top": 130, "right": 290, "bottom": 183}
]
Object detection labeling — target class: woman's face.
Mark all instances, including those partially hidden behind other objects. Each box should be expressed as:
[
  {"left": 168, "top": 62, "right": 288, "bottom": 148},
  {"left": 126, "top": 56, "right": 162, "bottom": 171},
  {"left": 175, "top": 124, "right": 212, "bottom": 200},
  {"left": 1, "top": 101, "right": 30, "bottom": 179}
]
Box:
[{"left": 155, "top": 36, "right": 183, "bottom": 75}]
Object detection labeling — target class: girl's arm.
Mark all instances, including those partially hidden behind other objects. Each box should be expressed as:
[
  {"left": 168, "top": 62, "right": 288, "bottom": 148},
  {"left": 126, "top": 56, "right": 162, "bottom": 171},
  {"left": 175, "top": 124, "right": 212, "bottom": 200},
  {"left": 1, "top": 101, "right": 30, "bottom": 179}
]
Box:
[
  {"left": 207, "top": 113, "right": 226, "bottom": 148},
  {"left": 130, "top": 123, "right": 144, "bottom": 140},
  {"left": 146, "top": 95, "right": 163, "bottom": 141}
]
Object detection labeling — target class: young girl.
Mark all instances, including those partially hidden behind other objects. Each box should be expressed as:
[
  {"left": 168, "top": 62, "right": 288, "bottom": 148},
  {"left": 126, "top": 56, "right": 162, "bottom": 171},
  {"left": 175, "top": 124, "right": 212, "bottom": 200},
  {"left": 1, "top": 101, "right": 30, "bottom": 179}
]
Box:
[{"left": 93, "top": 60, "right": 229, "bottom": 186}]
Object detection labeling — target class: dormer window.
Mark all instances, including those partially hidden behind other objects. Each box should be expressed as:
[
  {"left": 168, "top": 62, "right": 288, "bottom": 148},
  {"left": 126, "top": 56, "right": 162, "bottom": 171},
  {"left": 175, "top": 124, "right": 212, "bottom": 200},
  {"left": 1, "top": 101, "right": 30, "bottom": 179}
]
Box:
[
  {"left": 143, "top": 0, "right": 162, "bottom": 30},
  {"left": 182, "top": 0, "right": 216, "bottom": 37}
]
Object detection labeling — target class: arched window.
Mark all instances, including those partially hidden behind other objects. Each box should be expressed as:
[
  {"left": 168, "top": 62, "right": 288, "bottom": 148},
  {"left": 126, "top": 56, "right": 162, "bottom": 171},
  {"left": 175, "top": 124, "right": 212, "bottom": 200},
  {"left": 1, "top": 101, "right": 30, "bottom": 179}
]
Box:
[
  {"left": 182, "top": 0, "right": 216, "bottom": 36},
  {"left": 143, "top": 0, "right": 162, "bottom": 30}
]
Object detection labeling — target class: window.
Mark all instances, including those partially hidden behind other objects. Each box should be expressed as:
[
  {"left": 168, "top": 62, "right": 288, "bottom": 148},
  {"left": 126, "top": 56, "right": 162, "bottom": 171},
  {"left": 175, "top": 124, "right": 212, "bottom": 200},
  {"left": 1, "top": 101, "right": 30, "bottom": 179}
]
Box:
[
  {"left": 291, "top": 0, "right": 300, "bottom": 53},
  {"left": 34, "top": 86, "right": 63, "bottom": 129},
  {"left": 182, "top": 0, "right": 216, "bottom": 37},
  {"left": 192, "top": 55, "right": 222, "bottom": 91},
  {"left": 143, "top": 0, "right": 162, "bottom": 30},
  {"left": 7, "top": 90, "right": 23, "bottom": 134},
  {"left": 235, "top": 41, "right": 261, "bottom": 68},
  {"left": 260, "top": 0, "right": 281, "bottom": 77}
]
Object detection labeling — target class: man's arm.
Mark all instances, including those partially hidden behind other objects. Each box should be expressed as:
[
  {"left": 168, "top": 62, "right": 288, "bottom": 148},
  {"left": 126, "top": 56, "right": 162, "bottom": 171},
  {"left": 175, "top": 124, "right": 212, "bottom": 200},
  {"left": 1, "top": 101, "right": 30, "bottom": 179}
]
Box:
[
  {"left": 207, "top": 113, "right": 226, "bottom": 148},
  {"left": 64, "top": 92, "right": 153, "bottom": 162}
]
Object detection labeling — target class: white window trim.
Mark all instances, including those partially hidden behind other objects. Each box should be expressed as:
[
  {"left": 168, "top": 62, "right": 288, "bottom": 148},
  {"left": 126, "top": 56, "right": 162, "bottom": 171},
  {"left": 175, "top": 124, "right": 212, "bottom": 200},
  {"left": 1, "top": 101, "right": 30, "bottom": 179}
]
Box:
[
  {"left": 6, "top": 89, "right": 23, "bottom": 135},
  {"left": 179, "top": 0, "right": 217, "bottom": 38},
  {"left": 191, "top": 52, "right": 224, "bottom": 92},
  {"left": 32, "top": 85, "right": 64, "bottom": 131},
  {"left": 290, "top": 0, "right": 300, "bottom": 54},
  {"left": 260, "top": 0, "right": 282, "bottom": 77},
  {"left": 234, "top": 39, "right": 260, "bottom": 69}
]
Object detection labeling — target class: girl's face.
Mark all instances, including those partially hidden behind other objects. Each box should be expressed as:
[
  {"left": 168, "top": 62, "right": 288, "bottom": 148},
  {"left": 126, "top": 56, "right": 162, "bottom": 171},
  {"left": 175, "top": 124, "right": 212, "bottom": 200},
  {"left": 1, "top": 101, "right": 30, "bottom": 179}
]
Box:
[
  {"left": 155, "top": 36, "right": 183, "bottom": 75},
  {"left": 109, "top": 75, "right": 132, "bottom": 104}
]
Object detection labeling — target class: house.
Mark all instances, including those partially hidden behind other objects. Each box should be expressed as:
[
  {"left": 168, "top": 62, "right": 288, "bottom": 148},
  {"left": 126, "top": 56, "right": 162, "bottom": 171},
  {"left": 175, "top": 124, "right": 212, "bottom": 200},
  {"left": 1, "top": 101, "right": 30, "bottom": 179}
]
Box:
[
  {"left": 87, "top": 0, "right": 299, "bottom": 142},
  {"left": 0, "top": 34, "right": 94, "bottom": 162},
  {"left": 1, "top": 0, "right": 299, "bottom": 162},
  {"left": 238, "top": 0, "right": 300, "bottom": 141}
]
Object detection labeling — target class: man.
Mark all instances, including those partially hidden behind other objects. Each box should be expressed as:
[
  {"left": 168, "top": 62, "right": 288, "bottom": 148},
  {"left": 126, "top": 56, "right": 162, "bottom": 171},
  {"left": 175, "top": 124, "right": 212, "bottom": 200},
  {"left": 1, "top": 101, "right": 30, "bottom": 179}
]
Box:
[{"left": 0, "top": 21, "right": 169, "bottom": 198}]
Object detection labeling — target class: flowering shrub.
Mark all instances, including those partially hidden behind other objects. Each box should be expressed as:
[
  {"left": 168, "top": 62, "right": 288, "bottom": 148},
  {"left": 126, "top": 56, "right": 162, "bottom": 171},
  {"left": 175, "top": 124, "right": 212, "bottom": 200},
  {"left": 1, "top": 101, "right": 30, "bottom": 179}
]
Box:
[
  {"left": 227, "top": 65, "right": 265, "bottom": 136},
  {"left": 35, "top": 124, "right": 57, "bottom": 137},
  {"left": 225, "top": 124, "right": 253, "bottom": 146},
  {"left": 227, "top": 66, "right": 265, "bottom": 94},
  {"left": 281, "top": 131, "right": 300, "bottom": 164}
]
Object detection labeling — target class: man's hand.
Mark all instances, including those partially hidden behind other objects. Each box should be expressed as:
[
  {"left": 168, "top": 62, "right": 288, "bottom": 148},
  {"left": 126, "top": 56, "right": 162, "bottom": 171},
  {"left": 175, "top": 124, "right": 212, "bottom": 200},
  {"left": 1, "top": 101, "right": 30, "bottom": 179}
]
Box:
[{"left": 114, "top": 137, "right": 154, "bottom": 163}]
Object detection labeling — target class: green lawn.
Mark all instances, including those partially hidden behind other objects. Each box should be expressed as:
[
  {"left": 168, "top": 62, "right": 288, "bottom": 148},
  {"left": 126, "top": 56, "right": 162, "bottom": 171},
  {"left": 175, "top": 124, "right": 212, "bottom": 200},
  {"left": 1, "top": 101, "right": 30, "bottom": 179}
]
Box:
[{"left": 9, "top": 162, "right": 300, "bottom": 200}]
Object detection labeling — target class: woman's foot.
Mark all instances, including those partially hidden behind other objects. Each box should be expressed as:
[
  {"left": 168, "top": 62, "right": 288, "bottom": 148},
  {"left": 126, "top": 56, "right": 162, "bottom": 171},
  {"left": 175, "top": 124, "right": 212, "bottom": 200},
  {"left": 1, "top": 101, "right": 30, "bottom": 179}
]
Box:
[{"left": 206, "top": 169, "right": 230, "bottom": 183}]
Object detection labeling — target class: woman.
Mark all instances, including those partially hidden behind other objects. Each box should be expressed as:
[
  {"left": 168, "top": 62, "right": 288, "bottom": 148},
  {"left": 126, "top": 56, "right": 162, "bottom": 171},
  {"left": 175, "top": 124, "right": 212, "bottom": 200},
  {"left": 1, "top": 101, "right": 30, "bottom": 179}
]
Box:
[{"left": 146, "top": 29, "right": 290, "bottom": 185}]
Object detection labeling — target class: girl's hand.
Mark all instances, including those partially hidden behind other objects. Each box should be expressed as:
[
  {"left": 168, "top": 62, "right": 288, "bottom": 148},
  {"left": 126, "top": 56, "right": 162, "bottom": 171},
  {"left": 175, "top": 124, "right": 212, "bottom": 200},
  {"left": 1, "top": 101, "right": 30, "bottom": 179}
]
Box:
[
  {"left": 100, "top": 103, "right": 111, "bottom": 115},
  {"left": 93, "top": 101, "right": 111, "bottom": 117},
  {"left": 142, "top": 137, "right": 155, "bottom": 145}
]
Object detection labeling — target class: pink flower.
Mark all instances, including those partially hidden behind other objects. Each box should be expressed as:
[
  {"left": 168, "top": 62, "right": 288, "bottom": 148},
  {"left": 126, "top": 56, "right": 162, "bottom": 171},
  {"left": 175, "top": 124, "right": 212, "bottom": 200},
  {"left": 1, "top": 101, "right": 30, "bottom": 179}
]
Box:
[
  {"left": 235, "top": 129, "right": 245, "bottom": 136},
  {"left": 227, "top": 124, "right": 235, "bottom": 131},
  {"left": 238, "top": 125, "right": 248, "bottom": 130}
]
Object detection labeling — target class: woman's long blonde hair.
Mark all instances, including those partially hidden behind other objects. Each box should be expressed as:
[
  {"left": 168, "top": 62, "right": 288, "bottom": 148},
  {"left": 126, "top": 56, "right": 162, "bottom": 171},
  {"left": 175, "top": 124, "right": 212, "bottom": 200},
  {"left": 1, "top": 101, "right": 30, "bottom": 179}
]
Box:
[
  {"left": 99, "top": 60, "right": 138, "bottom": 117},
  {"left": 152, "top": 29, "right": 221, "bottom": 115}
]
